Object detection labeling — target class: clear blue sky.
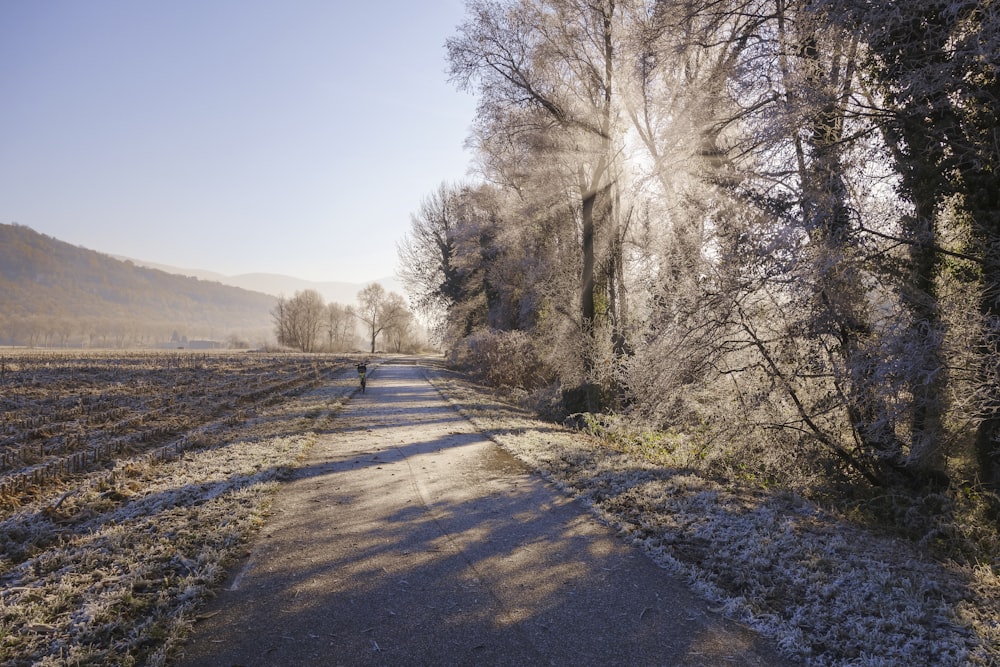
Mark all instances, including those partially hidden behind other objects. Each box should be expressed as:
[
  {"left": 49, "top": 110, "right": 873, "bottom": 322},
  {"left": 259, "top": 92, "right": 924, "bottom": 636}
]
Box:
[{"left": 0, "top": 1, "right": 477, "bottom": 283}]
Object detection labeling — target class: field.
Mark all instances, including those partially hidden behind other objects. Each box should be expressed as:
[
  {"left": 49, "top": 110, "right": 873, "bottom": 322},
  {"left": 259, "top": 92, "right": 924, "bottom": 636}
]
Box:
[{"left": 0, "top": 350, "right": 361, "bottom": 666}]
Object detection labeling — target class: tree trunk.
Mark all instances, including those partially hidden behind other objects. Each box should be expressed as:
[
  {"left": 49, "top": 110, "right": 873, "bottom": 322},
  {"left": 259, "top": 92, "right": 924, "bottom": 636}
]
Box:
[
  {"left": 891, "top": 113, "right": 950, "bottom": 477},
  {"left": 580, "top": 184, "right": 597, "bottom": 362},
  {"left": 969, "top": 187, "right": 1000, "bottom": 487}
]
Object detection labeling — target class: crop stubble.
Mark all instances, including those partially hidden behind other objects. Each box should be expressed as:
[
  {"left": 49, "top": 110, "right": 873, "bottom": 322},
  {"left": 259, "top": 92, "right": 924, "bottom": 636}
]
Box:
[
  {"left": 0, "top": 350, "right": 358, "bottom": 666},
  {"left": 1, "top": 351, "right": 342, "bottom": 501}
]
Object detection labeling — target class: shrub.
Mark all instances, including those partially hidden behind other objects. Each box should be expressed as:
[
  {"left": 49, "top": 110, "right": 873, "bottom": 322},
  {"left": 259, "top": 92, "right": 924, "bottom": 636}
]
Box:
[{"left": 449, "top": 329, "right": 552, "bottom": 391}]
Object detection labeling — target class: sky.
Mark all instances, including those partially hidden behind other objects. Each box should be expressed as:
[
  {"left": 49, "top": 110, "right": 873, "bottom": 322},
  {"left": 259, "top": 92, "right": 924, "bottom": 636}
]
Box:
[{"left": 0, "top": 1, "right": 479, "bottom": 284}]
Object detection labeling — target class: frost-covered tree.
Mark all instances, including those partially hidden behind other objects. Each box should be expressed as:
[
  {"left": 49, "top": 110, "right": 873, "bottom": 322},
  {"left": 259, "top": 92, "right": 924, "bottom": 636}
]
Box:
[
  {"left": 356, "top": 283, "right": 388, "bottom": 354},
  {"left": 383, "top": 305, "right": 415, "bottom": 353},
  {"left": 324, "top": 302, "right": 356, "bottom": 352},
  {"left": 356, "top": 284, "right": 413, "bottom": 354},
  {"left": 420, "top": 0, "right": 999, "bottom": 492},
  {"left": 448, "top": 0, "right": 628, "bottom": 384},
  {"left": 813, "top": 0, "right": 1000, "bottom": 486},
  {"left": 398, "top": 183, "right": 483, "bottom": 343},
  {"left": 272, "top": 289, "right": 325, "bottom": 352}
]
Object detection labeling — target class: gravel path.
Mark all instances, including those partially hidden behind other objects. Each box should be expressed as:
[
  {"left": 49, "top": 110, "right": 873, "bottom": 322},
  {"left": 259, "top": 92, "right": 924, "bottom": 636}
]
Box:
[{"left": 173, "top": 361, "right": 794, "bottom": 666}]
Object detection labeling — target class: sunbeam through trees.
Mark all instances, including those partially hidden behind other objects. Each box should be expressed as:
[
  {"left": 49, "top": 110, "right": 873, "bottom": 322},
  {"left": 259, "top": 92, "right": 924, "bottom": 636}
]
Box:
[{"left": 399, "top": 0, "right": 1000, "bottom": 496}]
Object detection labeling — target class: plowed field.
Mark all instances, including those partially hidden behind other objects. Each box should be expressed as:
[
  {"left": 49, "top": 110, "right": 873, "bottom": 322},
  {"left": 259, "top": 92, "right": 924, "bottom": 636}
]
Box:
[{"left": 0, "top": 350, "right": 362, "bottom": 666}]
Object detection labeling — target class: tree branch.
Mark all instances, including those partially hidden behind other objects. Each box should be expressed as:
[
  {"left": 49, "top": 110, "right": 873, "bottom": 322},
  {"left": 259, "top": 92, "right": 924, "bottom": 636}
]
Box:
[{"left": 857, "top": 223, "right": 981, "bottom": 264}]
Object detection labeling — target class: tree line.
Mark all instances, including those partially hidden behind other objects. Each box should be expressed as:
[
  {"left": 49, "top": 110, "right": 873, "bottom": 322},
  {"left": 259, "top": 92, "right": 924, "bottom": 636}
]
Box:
[
  {"left": 271, "top": 283, "right": 420, "bottom": 354},
  {"left": 398, "top": 0, "right": 1000, "bottom": 494}
]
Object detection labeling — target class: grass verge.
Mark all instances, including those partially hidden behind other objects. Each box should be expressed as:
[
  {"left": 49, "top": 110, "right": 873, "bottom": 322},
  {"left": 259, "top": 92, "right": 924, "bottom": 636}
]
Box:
[{"left": 423, "top": 362, "right": 1000, "bottom": 667}]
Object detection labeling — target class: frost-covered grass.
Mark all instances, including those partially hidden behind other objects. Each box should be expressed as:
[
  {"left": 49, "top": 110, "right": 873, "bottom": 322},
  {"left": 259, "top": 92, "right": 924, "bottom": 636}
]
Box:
[
  {"left": 424, "top": 364, "right": 1000, "bottom": 667},
  {"left": 0, "top": 352, "right": 360, "bottom": 666},
  {"left": 4, "top": 353, "right": 996, "bottom": 666}
]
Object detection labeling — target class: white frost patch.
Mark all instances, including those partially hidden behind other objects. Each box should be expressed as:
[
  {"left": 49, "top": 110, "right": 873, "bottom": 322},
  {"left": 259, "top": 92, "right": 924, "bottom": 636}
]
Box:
[
  {"left": 426, "top": 367, "right": 999, "bottom": 667},
  {"left": 0, "top": 358, "right": 358, "bottom": 666}
]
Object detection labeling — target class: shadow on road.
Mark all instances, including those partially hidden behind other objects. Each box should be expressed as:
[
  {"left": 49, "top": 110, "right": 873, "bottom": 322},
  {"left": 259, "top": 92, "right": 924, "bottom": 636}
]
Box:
[{"left": 173, "top": 364, "right": 796, "bottom": 667}]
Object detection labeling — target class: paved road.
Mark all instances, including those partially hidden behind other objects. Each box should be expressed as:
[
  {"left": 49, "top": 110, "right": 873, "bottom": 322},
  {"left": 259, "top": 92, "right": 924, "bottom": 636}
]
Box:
[{"left": 173, "top": 362, "right": 795, "bottom": 666}]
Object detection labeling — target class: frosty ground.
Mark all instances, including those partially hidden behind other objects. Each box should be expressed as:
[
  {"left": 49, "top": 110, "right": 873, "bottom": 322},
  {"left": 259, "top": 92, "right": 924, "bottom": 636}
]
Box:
[
  {"left": 0, "top": 354, "right": 997, "bottom": 666},
  {"left": 426, "top": 364, "right": 999, "bottom": 666}
]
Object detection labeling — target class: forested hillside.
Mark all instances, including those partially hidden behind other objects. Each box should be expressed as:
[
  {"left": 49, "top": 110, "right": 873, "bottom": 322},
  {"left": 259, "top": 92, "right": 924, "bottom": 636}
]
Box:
[
  {"left": 0, "top": 223, "right": 276, "bottom": 347},
  {"left": 399, "top": 0, "right": 1000, "bottom": 508}
]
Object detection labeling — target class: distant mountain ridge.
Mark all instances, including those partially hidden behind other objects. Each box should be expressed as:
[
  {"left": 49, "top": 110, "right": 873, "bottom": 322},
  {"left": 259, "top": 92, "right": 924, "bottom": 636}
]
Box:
[
  {"left": 120, "top": 258, "right": 404, "bottom": 306},
  {"left": 0, "top": 223, "right": 279, "bottom": 346}
]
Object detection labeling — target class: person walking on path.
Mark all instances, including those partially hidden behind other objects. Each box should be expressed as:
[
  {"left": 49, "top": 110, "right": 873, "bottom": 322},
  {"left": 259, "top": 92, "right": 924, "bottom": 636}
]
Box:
[{"left": 356, "top": 361, "right": 367, "bottom": 392}]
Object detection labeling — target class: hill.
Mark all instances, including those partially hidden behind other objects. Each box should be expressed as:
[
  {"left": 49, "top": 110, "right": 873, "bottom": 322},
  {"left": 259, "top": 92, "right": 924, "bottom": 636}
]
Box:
[{"left": 0, "top": 223, "right": 277, "bottom": 347}]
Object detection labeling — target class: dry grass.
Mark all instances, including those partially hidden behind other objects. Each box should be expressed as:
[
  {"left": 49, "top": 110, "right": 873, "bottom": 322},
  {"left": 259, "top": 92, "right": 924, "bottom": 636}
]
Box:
[{"left": 423, "top": 363, "right": 1000, "bottom": 667}]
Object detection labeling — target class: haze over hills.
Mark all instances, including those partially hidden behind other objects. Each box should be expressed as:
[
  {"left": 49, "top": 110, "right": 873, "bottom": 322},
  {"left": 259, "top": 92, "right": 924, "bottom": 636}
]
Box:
[
  {"left": 121, "top": 259, "right": 404, "bottom": 307},
  {"left": 0, "top": 223, "right": 409, "bottom": 348},
  {"left": 0, "top": 225, "right": 309, "bottom": 347}
]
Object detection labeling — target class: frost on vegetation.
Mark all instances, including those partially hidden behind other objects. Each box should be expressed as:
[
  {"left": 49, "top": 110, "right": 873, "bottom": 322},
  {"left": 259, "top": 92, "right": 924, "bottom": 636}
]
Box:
[
  {"left": 426, "top": 367, "right": 1000, "bottom": 667},
  {"left": 0, "top": 352, "right": 355, "bottom": 666}
]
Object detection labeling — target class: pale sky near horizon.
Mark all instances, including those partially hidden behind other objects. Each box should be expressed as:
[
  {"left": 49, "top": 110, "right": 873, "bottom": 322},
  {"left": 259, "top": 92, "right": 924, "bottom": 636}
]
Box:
[{"left": 0, "top": 1, "right": 478, "bottom": 284}]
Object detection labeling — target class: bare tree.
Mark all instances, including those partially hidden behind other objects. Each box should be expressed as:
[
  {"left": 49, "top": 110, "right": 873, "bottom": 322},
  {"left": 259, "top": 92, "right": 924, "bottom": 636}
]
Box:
[
  {"left": 272, "top": 289, "right": 326, "bottom": 352},
  {"left": 272, "top": 296, "right": 289, "bottom": 348},
  {"left": 448, "top": 0, "right": 626, "bottom": 380},
  {"left": 324, "top": 302, "right": 356, "bottom": 351},
  {"left": 356, "top": 283, "right": 386, "bottom": 354},
  {"left": 381, "top": 294, "right": 414, "bottom": 352},
  {"left": 356, "top": 285, "right": 415, "bottom": 354}
]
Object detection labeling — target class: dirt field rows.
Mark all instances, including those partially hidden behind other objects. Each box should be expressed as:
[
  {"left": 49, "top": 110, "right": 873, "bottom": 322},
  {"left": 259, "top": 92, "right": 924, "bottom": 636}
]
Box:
[
  {"left": 0, "top": 351, "right": 345, "bottom": 502},
  {"left": 0, "top": 350, "right": 362, "bottom": 666}
]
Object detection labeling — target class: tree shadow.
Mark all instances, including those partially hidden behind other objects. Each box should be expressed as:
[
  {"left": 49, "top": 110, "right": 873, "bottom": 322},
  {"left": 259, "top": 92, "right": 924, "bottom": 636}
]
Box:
[{"left": 170, "top": 363, "right": 797, "bottom": 667}]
